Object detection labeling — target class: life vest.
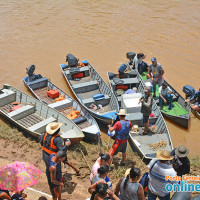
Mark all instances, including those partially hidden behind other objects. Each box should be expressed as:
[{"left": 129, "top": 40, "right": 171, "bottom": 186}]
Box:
[
  {"left": 116, "top": 85, "right": 128, "bottom": 90},
  {"left": 55, "top": 94, "right": 65, "bottom": 102},
  {"left": 42, "top": 132, "right": 60, "bottom": 155},
  {"left": 67, "top": 110, "right": 80, "bottom": 120},
  {"left": 115, "top": 121, "right": 130, "bottom": 140}
]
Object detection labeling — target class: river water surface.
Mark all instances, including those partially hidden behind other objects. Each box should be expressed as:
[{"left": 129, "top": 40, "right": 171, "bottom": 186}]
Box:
[{"left": 0, "top": 0, "right": 200, "bottom": 155}]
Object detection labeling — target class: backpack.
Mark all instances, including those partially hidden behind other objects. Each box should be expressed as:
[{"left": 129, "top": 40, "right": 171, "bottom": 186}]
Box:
[{"left": 139, "top": 160, "right": 158, "bottom": 190}]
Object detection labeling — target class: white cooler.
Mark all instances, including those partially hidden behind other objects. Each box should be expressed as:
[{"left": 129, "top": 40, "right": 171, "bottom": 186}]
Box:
[{"left": 121, "top": 93, "right": 142, "bottom": 113}]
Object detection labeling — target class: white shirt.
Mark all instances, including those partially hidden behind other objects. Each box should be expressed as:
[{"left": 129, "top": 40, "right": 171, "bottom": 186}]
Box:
[
  {"left": 133, "top": 56, "right": 143, "bottom": 70},
  {"left": 148, "top": 158, "right": 177, "bottom": 197},
  {"left": 159, "top": 86, "right": 172, "bottom": 97}
]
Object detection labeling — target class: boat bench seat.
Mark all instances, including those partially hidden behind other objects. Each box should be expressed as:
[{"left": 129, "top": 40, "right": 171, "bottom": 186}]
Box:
[
  {"left": 0, "top": 89, "right": 16, "bottom": 107},
  {"left": 26, "top": 77, "right": 49, "bottom": 90},
  {"left": 64, "top": 66, "right": 90, "bottom": 80},
  {"left": 49, "top": 99, "right": 72, "bottom": 110},
  {"left": 28, "top": 116, "right": 56, "bottom": 133},
  {"left": 82, "top": 95, "right": 110, "bottom": 107},
  {"left": 7, "top": 105, "right": 35, "bottom": 121},
  {"left": 111, "top": 78, "right": 139, "bottom": 86},
  {"left": 73, "top": 80, "right": 99, "bottom": 93}
]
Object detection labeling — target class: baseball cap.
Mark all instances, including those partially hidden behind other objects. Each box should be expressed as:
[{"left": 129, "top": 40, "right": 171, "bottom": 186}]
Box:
[{"left": 151, "top": 57, "right": 156, "bottom": 62}]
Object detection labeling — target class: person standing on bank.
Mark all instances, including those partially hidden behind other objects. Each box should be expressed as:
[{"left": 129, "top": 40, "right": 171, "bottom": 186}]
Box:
[
  {"left": 139, "top": 87, "right": 153, "bottom": 135},
  {"left": 47, "top": 150, "right": 66, "bottom": 200},
  {"left": 108, "top": 109, "right": 132, "bottom": 166},
  {"left": 148, "top": 150, "right": 177, "bottom": 200},
  {"left": 148, "top": 57, "right": 164, "bottom": 98},
  {"left": 40, "top": 122, "right": 79, "bottom": 175},
  {"left": 170, "top": 145, "right": 190, "bottom": 177}
]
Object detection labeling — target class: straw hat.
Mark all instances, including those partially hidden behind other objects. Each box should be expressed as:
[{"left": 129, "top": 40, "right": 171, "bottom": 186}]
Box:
[
  {"left": 149, "top": 125, "right": 157, "bottom": 133},
  {"left": 130, "top": 125, "right": 139, "bottom": 134},
  {"left": 156, "top": 150, "right": 174, "bottom": 161},
  {"left": 115, "top": 109, "right": 128, "bottom": 116},
  {"left": 46, "top": 122, "right": 63, "bottom": 135},
  {"left": 175, "top": 145, "right": 189, "bottom": 158},
  {"left": 124, "top": 168, "right": 131, "bottom": 177}
]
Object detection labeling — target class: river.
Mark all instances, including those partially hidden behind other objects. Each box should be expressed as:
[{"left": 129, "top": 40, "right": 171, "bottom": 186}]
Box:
[{"left": 0, "top": 0, "right": 200, "bottom": 155}]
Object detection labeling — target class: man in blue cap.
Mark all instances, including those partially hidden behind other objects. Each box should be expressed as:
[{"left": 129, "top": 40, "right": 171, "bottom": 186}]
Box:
[{"left": 148, "top": 57, "right": 164, "bottom": 98}]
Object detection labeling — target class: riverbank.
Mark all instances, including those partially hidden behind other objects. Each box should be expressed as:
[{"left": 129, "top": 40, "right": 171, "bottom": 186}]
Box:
[{"left": 0, "top": 122, "right": 200, "bottom": 199}]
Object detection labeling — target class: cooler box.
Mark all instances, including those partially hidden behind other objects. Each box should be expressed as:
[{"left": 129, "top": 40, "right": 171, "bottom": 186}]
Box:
[
  {"left": 46, "top": 89, "right": 59, "bottom": 98},
  {"left": 121, "top": 93, "right": 142, "bottom": 113}
]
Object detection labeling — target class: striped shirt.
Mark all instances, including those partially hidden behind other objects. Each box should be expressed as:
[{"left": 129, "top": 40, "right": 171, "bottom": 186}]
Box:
[{"left": 148, "top": 158, "right": 177, "bottom": 197}]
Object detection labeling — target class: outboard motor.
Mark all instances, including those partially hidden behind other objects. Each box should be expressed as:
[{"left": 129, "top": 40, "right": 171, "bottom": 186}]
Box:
[
  {"left": 126, "top": 52, "right": 136, "bottom": 65},
  {"left": 118, "top": 64, "right": 128, "bottom": 78},
  {"left": 25, "top": 64, "right": 42, "bottom": 82},
  {"left": 66, "top": 53, "right": 78, "bottom": 67},
  {"left": 183, "top": 85, "right": 195, "bottom": 99}
]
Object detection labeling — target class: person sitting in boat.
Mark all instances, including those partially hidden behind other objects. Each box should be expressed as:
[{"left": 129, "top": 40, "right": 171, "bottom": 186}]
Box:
[
  {"left": 108, "top": 109, "right": 132, "bottom": 166},
  {"left": 185, "top": 89, "right": 200, "bottom": 113},
  {"left": 138, "top": 87, "right": 153, "bottom": 135},
  {"left": 159, "top": 82, "right": 174, "bottom": 110},
  {"left": 132, "top": 53, "right": 148, "bottom": 74},
  {"left": 148, "top": 57, "right": 164, "bottom": 98}
]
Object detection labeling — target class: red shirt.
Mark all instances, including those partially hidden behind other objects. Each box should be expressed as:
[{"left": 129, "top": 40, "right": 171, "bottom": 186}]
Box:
[{"left": 113, "top": 120, "right": 132, "bottom": 144}]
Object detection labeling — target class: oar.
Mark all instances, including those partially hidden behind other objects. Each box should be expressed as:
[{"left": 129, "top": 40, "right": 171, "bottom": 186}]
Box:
[
  {"left": 11, "top": 102, "right": 35, "bottom": 106},
  {"left": 175, "top": 101, "right": 181, "bottom": 109}
]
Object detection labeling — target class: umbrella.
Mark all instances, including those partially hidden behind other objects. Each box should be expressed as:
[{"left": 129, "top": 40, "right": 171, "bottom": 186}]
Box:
[{"left": 0, "top": 161, "right": 41, "bottom": 191}]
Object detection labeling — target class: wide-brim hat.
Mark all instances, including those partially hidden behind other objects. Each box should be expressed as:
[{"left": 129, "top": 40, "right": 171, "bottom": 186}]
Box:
[
  {"left": 130, "top": 125, "right": 139, "bottom": 134},
  {"left": 124, "top": 168, "right": 131, "bottom": 177},
  {"left": 156, "top": 150, "right": 174, "bottom": 161},
  {"left": 175, "top": 145, "right": 189, "bottom": 158},
  {"left": 46, "top": 122, "right": 63, "bottom": 135},
  {"left": 115, "top": 109, "right": 128, "bottom": 116},
  {"left": 149, "top": 125, "right": 157, "bottom": 133}
]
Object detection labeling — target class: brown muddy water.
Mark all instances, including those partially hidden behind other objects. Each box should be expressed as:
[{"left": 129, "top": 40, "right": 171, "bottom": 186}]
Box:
[{"left": 0, "top": 0, "right": 200, "bottom": 155}]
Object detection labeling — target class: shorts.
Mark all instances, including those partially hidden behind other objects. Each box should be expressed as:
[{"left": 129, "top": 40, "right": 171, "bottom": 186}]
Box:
[
  {"left": 152, "top": 77, "right": 163, "bottom": 86},
  {"left": 143, "top": 115, "right": 149, "bottom": 124},
  {"left": 108, "top": 141, "right": 127, "bottom": 156}
]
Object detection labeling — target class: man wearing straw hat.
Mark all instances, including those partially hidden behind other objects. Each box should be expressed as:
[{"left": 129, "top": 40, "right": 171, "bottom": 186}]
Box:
[
  {"left": 148, "top": 150, "right": 177, "bottom": 200},
  {"left": 40, "top": 122, "right": 79, "bottom": 176},
  {"left": 108, "top": 109, "right": 132, "bottom": 166}
]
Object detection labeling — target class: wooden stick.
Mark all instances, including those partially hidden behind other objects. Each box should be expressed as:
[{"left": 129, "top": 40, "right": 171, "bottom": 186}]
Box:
[
  {"left": 107, "top": 117, "right": 114, "bottom": 151},
  {"left": 175, "top": 101, "right": 181, "bottom": 109},
  {"left": 80, "top": 149, "right": 91, "bottom": 172}
]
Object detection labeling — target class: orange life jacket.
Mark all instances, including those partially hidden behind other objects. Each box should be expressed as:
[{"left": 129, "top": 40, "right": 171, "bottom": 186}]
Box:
[{"left": 42, "top": 132, "right": 60, "bottom": 155}]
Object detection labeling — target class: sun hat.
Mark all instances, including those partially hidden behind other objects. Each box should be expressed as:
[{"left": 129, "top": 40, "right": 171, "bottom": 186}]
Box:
[
  {"left": 151, "top": 57, "right": 156, "bottom": 62},
  {"left": 115, "top": 109, "right": 128, "bottom": 116},
  {"left": 125, "top": 168, "right": 131, "bottom": 177},
  {"left": 130, "top": 125, "right": 139, "bottom": 134},
  {"left": 46, "top": 122, "right": 63, "bottom": 135},
  {"left": 156, "top": 150, "right": 174, "bottom": 161},
  {"left": 149, "top": 125, "right": 157, "bottom": 133},
  {"left": 175, "top": 145, "right": 189, "bottom": 158},
  {"left": 132, "top": 87, "right": 137, "bottom": 92}
]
